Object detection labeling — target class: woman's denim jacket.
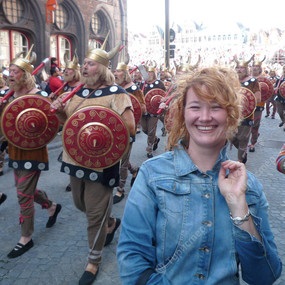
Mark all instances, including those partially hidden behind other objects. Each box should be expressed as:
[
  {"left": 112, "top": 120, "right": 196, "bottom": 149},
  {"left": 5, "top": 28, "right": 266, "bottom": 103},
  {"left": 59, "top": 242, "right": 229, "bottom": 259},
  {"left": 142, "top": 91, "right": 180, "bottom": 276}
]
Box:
[{"left": 117, "top": 142, "right": 282, "bottom": 285}]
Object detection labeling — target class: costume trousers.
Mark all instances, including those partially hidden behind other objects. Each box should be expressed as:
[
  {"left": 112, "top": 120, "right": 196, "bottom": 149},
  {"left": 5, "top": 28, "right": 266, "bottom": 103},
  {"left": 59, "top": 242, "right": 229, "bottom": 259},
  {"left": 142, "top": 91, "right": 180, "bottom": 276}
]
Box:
[
  {"left": 231, "top": 125, "right": 251, "bottom": 161},
  {"left": 276, "top": 101, "right": 285, "bottom": 123},
  {"left": 141, "top": 115, "right": 158, "bottom": 153},
  {"left": 0, "top": 150, "right": 5, "bottom": 172},
  {"left": 265, "top": 95, "right": 276, "bottom": 116},
  {"left": 250, "top": 109, "right": 263, "bottom": 145},
  {"left": 14, "top": 169, "right": 52, "bottom": 237},
  {"left": 118, "top": 143, "right": 137, "bottom": 191},
  {"left": 70, "top": 177, "right": 113, "bottom": 265}
]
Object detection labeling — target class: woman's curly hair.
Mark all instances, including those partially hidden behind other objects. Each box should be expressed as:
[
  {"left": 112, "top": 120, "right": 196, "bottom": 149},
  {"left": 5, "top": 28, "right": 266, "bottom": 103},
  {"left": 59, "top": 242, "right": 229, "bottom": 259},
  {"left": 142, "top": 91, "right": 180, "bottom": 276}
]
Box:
[{"left": 167, "top": 66, "right": 242, "bottom": 150}]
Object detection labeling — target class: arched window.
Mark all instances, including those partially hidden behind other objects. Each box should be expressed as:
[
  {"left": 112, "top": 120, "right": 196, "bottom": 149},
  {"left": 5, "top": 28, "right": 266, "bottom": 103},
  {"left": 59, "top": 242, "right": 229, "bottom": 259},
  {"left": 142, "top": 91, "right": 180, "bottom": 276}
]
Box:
[
  {"left": 0, "top": 30, "right": 29, "bottom": 68},
  {"left": 50, "top": 35, "right": 71, "bottom": 68},
  {"left": 55, "top": 4, "right": 68, "bottom": 30},
  {"left": 2, "top": 0, "right": 24, "bottom": 24}
]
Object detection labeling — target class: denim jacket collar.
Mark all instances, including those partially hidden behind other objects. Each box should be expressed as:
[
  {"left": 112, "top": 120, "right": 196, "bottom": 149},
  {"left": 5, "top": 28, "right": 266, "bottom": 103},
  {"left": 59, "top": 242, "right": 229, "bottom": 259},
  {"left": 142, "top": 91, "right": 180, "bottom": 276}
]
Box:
[{"left": 173, "top": 140, "right": 228, "bottom": 176}]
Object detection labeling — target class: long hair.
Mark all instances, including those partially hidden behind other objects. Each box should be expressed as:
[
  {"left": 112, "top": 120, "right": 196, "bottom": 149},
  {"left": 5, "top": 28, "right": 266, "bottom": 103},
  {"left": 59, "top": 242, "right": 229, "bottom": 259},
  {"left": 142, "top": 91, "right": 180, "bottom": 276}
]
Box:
[{"left": 167, "top": 66, "right": 242, "bottom": 150}]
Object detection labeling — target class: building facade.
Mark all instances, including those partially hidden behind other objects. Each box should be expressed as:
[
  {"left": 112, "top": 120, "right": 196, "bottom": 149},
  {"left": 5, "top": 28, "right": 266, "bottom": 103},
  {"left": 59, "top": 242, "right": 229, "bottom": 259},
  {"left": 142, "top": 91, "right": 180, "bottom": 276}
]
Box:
[{"left": 0, "top": 0, "right": 128, "bottom": 70}]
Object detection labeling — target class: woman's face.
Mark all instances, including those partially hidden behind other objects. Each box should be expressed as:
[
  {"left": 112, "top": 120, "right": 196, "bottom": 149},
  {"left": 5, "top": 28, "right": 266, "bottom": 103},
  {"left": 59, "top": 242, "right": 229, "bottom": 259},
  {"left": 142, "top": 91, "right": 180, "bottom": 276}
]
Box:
[{"left": 184, "top": 87, "right": 228, "bottom": 150}]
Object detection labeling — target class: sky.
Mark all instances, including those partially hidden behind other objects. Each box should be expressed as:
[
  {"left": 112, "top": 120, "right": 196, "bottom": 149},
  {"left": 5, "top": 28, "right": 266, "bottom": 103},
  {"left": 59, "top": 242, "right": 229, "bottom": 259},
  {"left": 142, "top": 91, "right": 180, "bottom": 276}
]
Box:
[{"left": 127, "top": 0, "right": 285, "bottom": 33}]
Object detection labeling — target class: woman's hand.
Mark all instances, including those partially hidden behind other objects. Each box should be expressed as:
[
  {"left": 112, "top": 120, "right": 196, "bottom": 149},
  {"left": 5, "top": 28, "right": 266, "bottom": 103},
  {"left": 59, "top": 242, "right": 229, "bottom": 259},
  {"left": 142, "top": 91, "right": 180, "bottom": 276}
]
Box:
[{"left": 218, "top": 160, "right": 248, "bottom": 215}]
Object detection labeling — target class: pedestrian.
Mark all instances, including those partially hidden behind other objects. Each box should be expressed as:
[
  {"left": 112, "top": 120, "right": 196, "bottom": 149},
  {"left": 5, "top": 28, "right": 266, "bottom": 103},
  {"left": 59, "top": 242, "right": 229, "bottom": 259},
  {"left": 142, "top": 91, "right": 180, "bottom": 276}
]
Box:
[
  {"left": 230, "top": 55, "right": 261, "bottom": 163},
  {"left": 274, "top": 65, "right": 285, "bottom": 131},
  {"left": 141, "top": 63, "right": 166, "bottom": 158},
  {"left": 248, "top": 56, "right": 266, "bottom": 152},
  {"left": 112, "top": 61, "right": 146, "bottom": 204},
  {"left": 117, "top": 66, "right": 282, "bottom": 285},
  {"left": 265, "top": 69, "right": 278, "bottom": 119},
  {"left": 51, "top": 35, "right": 136, "bottom": 285},
  {"left": 3, "top": 46, "right": 62, "bottom": 259}
]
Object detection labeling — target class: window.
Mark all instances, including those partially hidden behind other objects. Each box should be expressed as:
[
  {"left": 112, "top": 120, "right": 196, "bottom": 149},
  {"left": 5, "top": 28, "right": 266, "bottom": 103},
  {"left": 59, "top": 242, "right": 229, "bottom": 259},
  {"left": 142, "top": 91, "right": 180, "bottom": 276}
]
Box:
[
  {"left": 2, "top": 0, "right": 24, "bottom": 24},
  {"left": 91, "top": 13, "right": 102, "bottom": 34},
  {"left": 0, "top": 30, "right": 29, "bottom": 68},
  {"left": 55, "top": 5, "right": 68, "bottom": 30},
  {"left": 50, "top": 35, "right": 71, "bottom": 67}
]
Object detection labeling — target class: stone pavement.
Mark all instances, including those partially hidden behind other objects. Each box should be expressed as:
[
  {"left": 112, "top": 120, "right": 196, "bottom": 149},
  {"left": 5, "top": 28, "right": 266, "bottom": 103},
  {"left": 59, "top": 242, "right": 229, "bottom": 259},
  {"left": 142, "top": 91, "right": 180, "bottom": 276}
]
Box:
[{"left": 0, "top": 116, "right": 285, "bottom": 285}]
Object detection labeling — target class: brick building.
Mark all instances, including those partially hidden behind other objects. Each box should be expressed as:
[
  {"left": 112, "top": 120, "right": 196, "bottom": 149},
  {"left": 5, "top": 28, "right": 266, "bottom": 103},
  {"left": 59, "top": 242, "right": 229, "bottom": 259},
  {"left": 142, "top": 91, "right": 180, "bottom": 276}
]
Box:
[{"left": 0, "top": 0, "right": 128, "bottom": 70}]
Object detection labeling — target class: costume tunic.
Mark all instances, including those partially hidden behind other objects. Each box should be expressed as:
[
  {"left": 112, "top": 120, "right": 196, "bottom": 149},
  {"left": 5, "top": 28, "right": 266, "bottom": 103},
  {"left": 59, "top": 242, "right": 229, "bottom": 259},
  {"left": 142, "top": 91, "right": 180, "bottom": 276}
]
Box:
[{"left": 60, "top": 85, "right": 133, "bottom": 187}]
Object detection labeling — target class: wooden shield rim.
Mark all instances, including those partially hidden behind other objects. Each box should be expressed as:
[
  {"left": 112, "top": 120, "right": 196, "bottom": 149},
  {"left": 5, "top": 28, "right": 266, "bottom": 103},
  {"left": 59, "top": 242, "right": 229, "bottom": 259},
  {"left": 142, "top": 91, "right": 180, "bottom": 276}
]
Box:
[
  {"left": 62, "top": 105, "right": 130, "bottom": 170},
  {"left": 240, "top": 87, "right": 257, "bottom": 119},
  {"left": 129, "top": 93, "right": 142, "bottom": 125},
  {"left": 258, "top": 76, "right": 274, "bottom": 101},
  {"left": 279, "top": 81, "right": 285, "bottom": 99},
  {"left": 145, "top": 88, "right": 166, "bottom": 115},
  {"left": 0, "top": 94, "right": 60, "bottom": 149}
]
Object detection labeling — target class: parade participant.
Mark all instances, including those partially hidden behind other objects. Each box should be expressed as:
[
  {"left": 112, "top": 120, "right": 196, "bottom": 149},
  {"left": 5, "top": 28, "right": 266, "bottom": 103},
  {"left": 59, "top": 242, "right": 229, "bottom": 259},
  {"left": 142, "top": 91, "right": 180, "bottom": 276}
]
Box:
[
  {"left": 4, "top": 47, "right": 62, "bottom": 258},
  {"left": 265, "top": 69, "right": 278, "bottom": 119},
  {"left": 0, "top": 73, "right": 9, "bottom": 176},
  {"left": 0, "top": 192, "right": 7, "bottom": 205},
  {"left": 276, "top": 143, "right": 285, "bottom": 174},
  {"left": 248, "top": 56, "right": 266, "bottom": 152},
  {"left": 231, "top": 56, "right": 261, "bottom": 163},
  {"left": 274, "top": 65, "right": 285, "bottom": 131},
  {"left": 53, "top": 53, "right": 82, "bottom": 192},
  {"left": 117, "top": 66, "right": 282, "bottom": 285},
  {"left": 113, "top": 62, "right": 146, "bottom": 204},
  {"left": 141, "top": 64, "right": 166, "bottom": 158},
  {"left": 51, "top": 37, "right": 136, "bottom": 285}
]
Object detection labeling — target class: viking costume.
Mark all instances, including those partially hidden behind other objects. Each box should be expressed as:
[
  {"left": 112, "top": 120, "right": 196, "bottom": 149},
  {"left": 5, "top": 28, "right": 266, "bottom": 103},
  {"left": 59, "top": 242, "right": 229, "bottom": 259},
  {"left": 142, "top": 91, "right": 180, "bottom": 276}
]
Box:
[
  {"left": 231, "top": 56, "right": 259, "bottom": 163},
  {"left": 274, "top": 66, "right": 285, "bottom": 129},
  {"left": 276, "top": 143, "right": 285, "bottom": 174},
  {"left": 55, "top": 37, "right": 134, "bottom": 272},
  {"left": 1, "top": 46, "right": 61, "bottom": 258},
  {"left": 141, "top": 65, "right": 166, "bottom": 158}
]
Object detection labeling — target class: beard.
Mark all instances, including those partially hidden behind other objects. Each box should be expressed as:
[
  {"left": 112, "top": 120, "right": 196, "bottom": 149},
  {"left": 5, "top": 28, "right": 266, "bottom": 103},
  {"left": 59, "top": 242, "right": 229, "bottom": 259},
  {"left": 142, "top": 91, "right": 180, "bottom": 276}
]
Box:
[
  {"left": 8, "top": 77, "right": 25, "bottom": 92},
  {"left": 81, "top": 73, "right": 101, "bottom": 87},
  {"left": 63, "top": 74, "right": 74, "bottom": 83}
]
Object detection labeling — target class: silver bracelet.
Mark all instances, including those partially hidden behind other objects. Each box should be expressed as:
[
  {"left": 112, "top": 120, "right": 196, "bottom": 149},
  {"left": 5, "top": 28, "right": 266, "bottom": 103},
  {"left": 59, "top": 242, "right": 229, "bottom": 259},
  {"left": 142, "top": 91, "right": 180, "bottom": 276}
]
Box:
[{"left": 230, "top": 209, "right": 251, "bottom": 226}]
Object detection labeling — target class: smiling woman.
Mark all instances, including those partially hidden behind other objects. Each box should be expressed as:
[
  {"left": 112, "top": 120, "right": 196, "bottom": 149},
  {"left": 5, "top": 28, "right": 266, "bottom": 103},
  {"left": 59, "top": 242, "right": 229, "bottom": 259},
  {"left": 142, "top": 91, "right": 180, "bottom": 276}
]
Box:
[{"left": 117, "top": 66, "right": 282, "bottom": 285}]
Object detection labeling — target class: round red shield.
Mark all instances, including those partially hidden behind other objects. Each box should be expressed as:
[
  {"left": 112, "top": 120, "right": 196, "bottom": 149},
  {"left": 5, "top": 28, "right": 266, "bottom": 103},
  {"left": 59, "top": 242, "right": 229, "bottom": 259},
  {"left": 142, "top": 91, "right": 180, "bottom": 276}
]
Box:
[
  {"left": 63, "top": 106, "right": 129, "bottom": 170},
  {"left": 1, "top": 95, "right": 60, "bottom": 149},
  {"left": 258, "top": 76, "right": 274, "bottom": 101},
  {"left": 239, "top": 87, "right": 256, "bottom": 119},
  {"left": 145, "top": 88, "right": 166, "bottom": 115},
  {"left": 129, "top": 93, "right": 142, "bottom": 125},
  {"left": 279, "top": 81, "right": 285, "bottom": 99}
]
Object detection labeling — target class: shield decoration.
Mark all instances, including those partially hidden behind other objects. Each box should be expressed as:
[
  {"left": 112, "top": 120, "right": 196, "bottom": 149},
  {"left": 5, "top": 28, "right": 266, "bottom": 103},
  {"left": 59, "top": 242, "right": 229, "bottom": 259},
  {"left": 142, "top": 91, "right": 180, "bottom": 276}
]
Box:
[
  {"left": 145, "top": 88, "right": 166, "bottom": 115},
  {"left": 63, "top": 106, "right": 129, "bottom": 170},
  {"left": 239, "top": 87, "right": 257, "bottom": 119},
  {"left": 129, "top": 93, "right": 142, "bottom": 125},
  {"left": 257, "top": 76, "right": 274, "bottom": 101},
  {"left": 279, "top": 81, "right": 285, "bottom": 99},
  {"left": 1, "top": 95, "right": 60, "bottom": 149}
]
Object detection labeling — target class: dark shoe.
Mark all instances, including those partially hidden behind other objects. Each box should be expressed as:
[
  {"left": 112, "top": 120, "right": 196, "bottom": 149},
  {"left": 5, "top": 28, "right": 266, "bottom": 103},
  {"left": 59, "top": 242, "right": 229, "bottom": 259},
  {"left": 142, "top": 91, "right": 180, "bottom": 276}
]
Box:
[
  {"left": 279, "top": 122, "right": 284, "bottom": 127},
  {"left": 113, "top": 193, "right": 124, "bottom": 205},
  {"left": 79, "top": 268, "right": 99, "bottom": 285},
  {"left": 104, "top": 218, "right": 121, "bottom": 246},
  {"left": 46, "top": 204, "right": 62, "bottom": 228},
  {"left": 265, "top": 114, "right": 269, "bottom": 118},
  {"left": 0, "top": 193, "right": 7, "bottom": 205},
  {"left": 153, "top": 137, "right": 160, "bottom": 151},
  {"left": 0, "top": 170, "right": 3, "bottom": 176},
  {"left": 249, "top": 146, "right": 255, "bottom": 152},
  {"left": 65, "top": 184, "right": 71, "bottom": 192},
  {"left": 7, "top": 239, "right": 34, "bottom": 258},
  {"left": 242, "top": 153, "right": 247, "bottom": 164},
  {"left": 271, "top": 115, "right": 275, "bottom": 119},
  {"left": 147, "top": 153, "right": 153, "bottom": 158},
  {"left": 130, "top": 168, "right": 139, "bottom": 187}
]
